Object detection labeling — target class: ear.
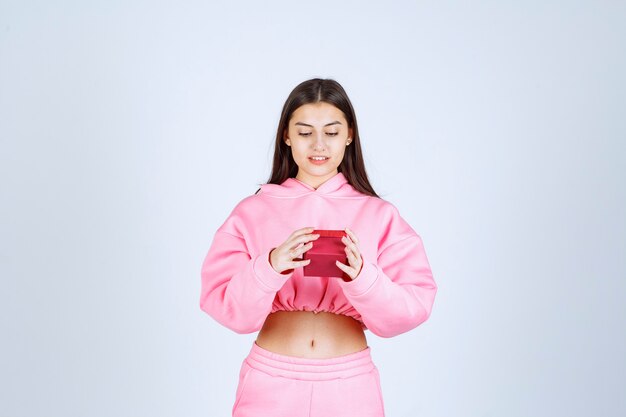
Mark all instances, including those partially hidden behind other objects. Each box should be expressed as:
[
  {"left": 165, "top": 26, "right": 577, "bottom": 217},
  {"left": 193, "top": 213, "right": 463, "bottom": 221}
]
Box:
[{"left": 283, "top": 129, "right": 291, "bottom": 146}]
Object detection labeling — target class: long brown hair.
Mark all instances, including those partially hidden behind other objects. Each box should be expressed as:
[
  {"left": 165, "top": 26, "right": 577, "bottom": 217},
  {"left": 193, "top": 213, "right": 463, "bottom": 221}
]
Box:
[{"left": 255, "top": 78, "right": 379, "bottom": 198}]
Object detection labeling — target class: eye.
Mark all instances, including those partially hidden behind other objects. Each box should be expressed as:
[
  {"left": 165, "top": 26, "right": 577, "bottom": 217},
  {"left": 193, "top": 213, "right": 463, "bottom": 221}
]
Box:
[
  {"left": 326, "top": 132, "right": 339, "bottom": 136},
  {"left": 298, "top": 132, "right": 312, "bottom": 136}
]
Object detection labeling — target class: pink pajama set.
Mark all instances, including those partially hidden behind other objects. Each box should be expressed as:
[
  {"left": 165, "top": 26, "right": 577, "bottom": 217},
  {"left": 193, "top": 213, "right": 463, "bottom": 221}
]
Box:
[{"left": 200, "top": 172, "right": 437, "bottom": 416}]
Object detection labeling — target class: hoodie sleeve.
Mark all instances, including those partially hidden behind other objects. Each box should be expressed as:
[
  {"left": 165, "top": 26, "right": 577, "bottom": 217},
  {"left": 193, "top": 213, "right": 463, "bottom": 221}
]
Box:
[
  {"left": 339, "top": 206, "right": 438, "bottom": 338},
  {"left": 199, "top": 210, "right": 293, "bottom": 334}
]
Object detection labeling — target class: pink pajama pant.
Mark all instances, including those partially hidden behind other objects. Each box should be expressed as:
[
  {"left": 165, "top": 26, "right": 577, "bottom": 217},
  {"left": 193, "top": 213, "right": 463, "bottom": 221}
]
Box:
[{"left": 232, "top": 341, "right": 386, "bottom": 417}]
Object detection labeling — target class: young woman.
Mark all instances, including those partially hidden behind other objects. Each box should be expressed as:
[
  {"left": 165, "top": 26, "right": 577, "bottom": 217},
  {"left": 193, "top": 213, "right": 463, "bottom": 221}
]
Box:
[{"left": 200, "top": 78, "right": 438, "bottom": 417}]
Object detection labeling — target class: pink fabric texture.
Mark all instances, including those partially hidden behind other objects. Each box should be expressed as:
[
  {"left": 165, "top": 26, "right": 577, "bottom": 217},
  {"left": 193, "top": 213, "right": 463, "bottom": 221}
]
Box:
[
  {"left": 233, "top": 342, "right": 385, "bottom": 417},
  {"left": 199, "top": 171, "right": 438, "bottom": 337}
]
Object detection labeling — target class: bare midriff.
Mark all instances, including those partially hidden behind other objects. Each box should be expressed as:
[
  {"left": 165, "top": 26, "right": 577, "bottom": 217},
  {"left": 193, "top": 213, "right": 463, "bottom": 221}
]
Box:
[{"left": 255, "top": 310, "right": 368, "bottom": 359}]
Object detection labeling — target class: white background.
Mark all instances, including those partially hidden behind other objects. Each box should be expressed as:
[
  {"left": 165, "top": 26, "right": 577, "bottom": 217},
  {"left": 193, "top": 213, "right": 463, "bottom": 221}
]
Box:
[{"left": 1, "top": 1, "right": 624, "bottom": 416}]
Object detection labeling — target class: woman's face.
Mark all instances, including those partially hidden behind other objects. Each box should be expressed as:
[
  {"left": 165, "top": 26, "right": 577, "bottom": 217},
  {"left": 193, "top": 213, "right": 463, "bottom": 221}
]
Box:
[{"left": 284, "top": 102, "right": 353, "bottom": 188}]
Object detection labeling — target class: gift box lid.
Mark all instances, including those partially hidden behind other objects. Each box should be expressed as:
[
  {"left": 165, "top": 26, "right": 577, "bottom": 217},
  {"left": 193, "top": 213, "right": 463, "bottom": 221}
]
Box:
[
  {"left": 313, "top": 230, "right": 346, "bottom": 238},
  {"left": 304, "top": 229, "right": 346, "bottom": 256}
]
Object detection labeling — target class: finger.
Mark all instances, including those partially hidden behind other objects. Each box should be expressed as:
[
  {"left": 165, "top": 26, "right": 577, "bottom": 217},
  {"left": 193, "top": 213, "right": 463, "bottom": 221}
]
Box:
[
  {"left": 293, "top": 241, "right": 314, "bottom": 258},
  {"left": 335, "top": 260, "right": 348, "bottom": 271},
  {"left": 345, "top": 227, "right": 359, "bottom": 244},
  {"left": 290, "top": 233, "right": 320, "bottom": 247},
  {"left": 345, "top": 246, "right": 358, "bottom": 266},
  {"left": 291, "top": 227, "right": 317, "bottom": 238},
  {"left": 281, "top": 236, "right": 314, "bottom": 254},
  {"left": 287, "top": 243, "right": 309, "bottom": 259},
  {"left": 289, "top": 259, "right": 311, "bottom": 268},
  {"left": 346, "top": 249, "right": 362, "bottom": 273},
  {"left": 286, "top": 247, "right": 297, "bottom": 259},
  {"left": 335, "top": 260, "right": 355, "bottom": 279},
  {"left": 342, "top": 235, "right": 359, "bottom": 253}
]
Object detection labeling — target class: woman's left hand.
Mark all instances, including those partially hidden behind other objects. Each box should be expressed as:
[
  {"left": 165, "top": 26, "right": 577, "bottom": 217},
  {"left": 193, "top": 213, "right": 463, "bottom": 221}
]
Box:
[{"left": 336, "top": 227, "right": 364, "bottom": 281}]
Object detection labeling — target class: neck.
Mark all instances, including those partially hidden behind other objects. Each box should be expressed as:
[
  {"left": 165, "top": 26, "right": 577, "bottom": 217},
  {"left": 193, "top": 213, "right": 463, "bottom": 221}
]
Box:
[{"left": 295, "top": 170, "right": 338, "bottom": 189}]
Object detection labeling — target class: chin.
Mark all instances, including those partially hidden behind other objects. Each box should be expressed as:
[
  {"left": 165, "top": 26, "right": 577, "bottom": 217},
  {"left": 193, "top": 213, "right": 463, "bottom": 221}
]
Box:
[{"left": 310, "top": 166, "right": 339, "bottom": 174}]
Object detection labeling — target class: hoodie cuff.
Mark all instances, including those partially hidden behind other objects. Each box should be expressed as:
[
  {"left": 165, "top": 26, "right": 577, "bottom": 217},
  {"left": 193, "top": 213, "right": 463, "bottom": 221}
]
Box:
[
  {"left": 252, "top": 248, "right": 293, "bottom": 292},
  {"left": 339, "top": 260, "right": 379, "bottom": 297}
]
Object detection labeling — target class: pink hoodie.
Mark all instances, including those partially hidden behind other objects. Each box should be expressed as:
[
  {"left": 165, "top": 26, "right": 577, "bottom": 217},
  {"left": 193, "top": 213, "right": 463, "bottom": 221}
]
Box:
[{"left": 199, "top": 172, "right": 437, "bottom": 338}]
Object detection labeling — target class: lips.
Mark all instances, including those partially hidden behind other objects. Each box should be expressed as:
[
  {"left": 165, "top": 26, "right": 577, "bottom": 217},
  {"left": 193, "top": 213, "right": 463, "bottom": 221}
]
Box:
[{"left": 309, "top": 156, "right": 330, "bottom": 165}]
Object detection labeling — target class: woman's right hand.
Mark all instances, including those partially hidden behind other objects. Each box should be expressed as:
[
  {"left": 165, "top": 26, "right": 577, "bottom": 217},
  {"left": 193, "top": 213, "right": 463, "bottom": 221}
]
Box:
[{"left": 269, "top": 227, "right": 320, "bottom": 274}]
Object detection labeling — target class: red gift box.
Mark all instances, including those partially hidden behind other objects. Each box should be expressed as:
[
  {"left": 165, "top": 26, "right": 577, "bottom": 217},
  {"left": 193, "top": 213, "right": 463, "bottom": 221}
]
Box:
[{"left": 302, "top": 229, "right": 348, "bottom": 279}]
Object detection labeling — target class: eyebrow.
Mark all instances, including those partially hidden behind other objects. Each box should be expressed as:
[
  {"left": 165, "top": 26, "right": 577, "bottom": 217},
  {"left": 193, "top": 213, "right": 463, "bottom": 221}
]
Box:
[{"left": 294, "top": 121, "right": 343, "bottom": 127}]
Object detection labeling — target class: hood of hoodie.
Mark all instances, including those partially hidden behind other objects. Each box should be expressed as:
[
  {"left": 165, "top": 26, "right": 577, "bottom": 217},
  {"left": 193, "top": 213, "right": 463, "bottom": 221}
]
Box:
[{"left": 259, "top": 172, "right": 365, "bottom": 198}]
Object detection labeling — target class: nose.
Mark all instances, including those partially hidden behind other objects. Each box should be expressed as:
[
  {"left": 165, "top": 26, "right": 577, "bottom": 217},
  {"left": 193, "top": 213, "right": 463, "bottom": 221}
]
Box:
[{"left": 312, "top": 132, "right": 327, "bottom": 150}]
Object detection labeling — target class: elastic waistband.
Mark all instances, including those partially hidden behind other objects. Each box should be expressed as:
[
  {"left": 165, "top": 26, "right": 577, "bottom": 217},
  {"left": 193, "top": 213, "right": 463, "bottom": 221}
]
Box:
[{"left": 245, "top": 341, "right": 375, "bottom": 381}]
